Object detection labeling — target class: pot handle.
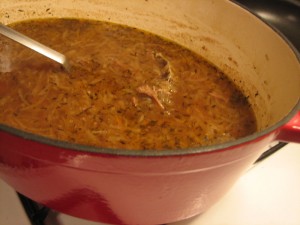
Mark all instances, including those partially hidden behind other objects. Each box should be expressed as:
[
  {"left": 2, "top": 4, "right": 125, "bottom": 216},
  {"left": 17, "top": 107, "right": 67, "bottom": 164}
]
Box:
[{"left": 276, "top": 111, "right": 300, "bottom": 143}]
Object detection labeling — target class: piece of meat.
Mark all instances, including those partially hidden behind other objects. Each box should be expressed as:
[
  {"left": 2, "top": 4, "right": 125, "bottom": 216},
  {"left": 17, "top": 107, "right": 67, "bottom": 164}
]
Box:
[
  {"left": 136, "top": 84, "right": 165, "bottom": 109},
  {"left": 153, "top": 52, "right": 174, "bottom": 81}
]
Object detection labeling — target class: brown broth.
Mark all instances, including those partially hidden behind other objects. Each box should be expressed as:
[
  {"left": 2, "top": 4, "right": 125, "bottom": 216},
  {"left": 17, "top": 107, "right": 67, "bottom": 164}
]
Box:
[{"left": 0, "top": 18, "right": 257, "bottom": 150}]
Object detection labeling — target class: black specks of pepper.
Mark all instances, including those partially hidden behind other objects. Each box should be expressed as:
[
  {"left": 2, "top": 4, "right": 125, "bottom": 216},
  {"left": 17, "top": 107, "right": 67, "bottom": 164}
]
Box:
[{"left": 230, "top": 90, "right": 250, "bottom": 107}]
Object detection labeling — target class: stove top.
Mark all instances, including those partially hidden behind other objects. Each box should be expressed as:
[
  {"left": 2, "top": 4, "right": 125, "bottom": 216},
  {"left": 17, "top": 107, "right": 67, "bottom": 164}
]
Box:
[{"left": 235, "top": 0, "right": 300, "bottom": 51}]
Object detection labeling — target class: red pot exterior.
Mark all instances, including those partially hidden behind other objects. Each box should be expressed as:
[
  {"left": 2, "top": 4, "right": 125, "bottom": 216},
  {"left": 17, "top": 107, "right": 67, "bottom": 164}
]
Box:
[
  {"left": 0, "top": 129, "right": 277, "bottom": 225},
  {"left": 277, "top": 111, "right": 300, "bottom": 143}
]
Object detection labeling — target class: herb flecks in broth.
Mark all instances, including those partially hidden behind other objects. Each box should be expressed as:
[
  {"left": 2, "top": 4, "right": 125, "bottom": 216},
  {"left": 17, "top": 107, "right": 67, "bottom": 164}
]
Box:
[{"left": 0, "top": 18, "right": 257, "bottom": 150}]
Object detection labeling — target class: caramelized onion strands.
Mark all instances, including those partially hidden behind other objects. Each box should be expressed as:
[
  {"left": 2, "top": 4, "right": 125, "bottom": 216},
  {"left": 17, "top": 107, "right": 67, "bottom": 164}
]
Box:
[{"left": 0, "top": 18, "right": 257, "bottom": 150}]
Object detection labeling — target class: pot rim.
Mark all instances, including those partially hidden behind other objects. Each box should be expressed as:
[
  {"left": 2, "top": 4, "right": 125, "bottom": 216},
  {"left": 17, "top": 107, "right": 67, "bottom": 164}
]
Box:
[
  {"left": 0, "top": 3, "right": 299, "bottom": 157},
  {"left": 0, "top": 102, "right": 298, "bottom": 157}
]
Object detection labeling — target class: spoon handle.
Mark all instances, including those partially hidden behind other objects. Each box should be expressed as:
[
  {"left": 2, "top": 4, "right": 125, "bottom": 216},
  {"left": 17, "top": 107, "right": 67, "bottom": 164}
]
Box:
[{"left": 0, "top": 23, "right": 70, "bottom": 71}]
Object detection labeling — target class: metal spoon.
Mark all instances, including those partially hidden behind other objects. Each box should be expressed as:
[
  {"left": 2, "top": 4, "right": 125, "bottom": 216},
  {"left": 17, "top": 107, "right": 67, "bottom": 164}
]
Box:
[{"left": 0, "top": 23, "right": 71, "bottom": 72}]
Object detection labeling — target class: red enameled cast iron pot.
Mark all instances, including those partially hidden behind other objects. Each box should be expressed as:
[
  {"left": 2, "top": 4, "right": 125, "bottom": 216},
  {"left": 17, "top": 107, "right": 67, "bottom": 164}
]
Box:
[{"left": 0, "top": 1, "right": 299, "bottom": 224}]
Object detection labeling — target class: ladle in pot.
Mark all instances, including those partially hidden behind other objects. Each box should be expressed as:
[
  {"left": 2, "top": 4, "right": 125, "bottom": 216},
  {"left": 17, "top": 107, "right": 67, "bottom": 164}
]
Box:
[{"left": 0, "top": 23, "right": 71, "bottom": 72}]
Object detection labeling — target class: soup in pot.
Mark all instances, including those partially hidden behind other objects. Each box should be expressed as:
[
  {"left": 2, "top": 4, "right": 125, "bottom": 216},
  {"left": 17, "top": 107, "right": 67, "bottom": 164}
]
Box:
[{"left": 0, "top": 18, "right": 257, "bottom": 150}]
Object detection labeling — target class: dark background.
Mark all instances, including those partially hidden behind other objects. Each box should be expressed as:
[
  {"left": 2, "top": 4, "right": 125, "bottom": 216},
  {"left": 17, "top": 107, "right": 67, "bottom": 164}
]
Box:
[{"left": 234, "top": 0, "right": 300, "bottom": 51}]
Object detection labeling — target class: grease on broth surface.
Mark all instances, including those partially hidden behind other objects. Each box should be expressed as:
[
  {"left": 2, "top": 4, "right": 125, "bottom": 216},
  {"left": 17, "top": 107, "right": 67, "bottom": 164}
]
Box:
[{"left": 0, "top": 18, "right": 257, "bottom": 150}]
